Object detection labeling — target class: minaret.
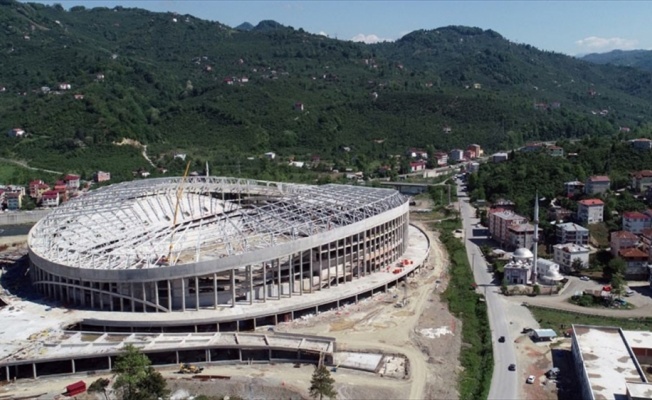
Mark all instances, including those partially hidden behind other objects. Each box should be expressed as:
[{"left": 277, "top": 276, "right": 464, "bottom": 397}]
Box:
[
  {"left": 205, "top": 161, "right": 209, "bottom": 177},
  {"left": 532, "top": 193, "right": 539, "bottom": 285}
]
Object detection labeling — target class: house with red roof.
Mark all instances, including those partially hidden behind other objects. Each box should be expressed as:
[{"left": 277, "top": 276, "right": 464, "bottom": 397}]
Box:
[
  {"left": 622, "top": 211, "right": 652, "bottom": 234},
  {"left": 610, "top": 231, "right": 639, "bottom": 257},
  {"left": 64, "top": 174, "right": 80, "bottom": 191},
  {"left": 584, "top": 175, "right": 610, "bottom": 195},
  {"left": 577, "top": 199, "right": 604, "bottom": 224},
  {"left": 409, "top": 160, "right": 427, "bottom": 173},
  {"left": 618, "top": 247, "right": 649, "bottom": 280},
  {"left": 40, "top": 190, "right": 60, "bottom": 207},
  {"left": 631, "top": 170, "right": 652, "bottom": 193}
]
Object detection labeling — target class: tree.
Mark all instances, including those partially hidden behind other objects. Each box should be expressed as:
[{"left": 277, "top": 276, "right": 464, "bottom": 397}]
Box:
[
  {"left": 532, "top": 284, "right": 541, "bottom": 296},
  {"left": 571, "top": 257, "right": 585, "bottom": 274},
  {"left": 605, "top": 257, "right": 627, "bottom": 279},
  {"left": 88, "top": 377, "right": 110, "bottom": 400},
  {"left": 113, "top": 344, "right": 168, "bottom": 400},
  {"left": 611, "top": 272, "right": 626, "bottom": 300},
  {"left": 309, "top": 365, "right": 337, "bottom": 400}
]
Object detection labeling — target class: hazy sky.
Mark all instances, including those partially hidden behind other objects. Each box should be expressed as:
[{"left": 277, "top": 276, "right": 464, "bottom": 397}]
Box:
[{"left": 24, "top": 1, "right": 652, "bottom": 55}]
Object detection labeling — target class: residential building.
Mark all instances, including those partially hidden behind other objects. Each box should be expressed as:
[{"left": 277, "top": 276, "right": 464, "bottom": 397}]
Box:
[
  {"left": 508, "top": 222, "right": 539, "bottom": 250},
  {"left": 466, "top": 144, "right": 483, "bottom": 159},
  {"left": 630, "top": 170, "right": 652, "bottom": 193},
  {"left": 40, "top": 190, "right": 60, "bottom": 207},
  {"left": 409, "top": 160, "right": 427, "bottom": 173},
  {"left": 433, "top": 152, "right": 448, "bottom": 166},
  {"left": 449, "top": 149, "right": 464, "bottom": 162},
  {"left": 577, "top": 199, "right": 604, "bottom": 224},
  {"left": 463, "top": 150, "right": 474, "bottom": 160},
  {"left": 7, "top": 128, "right": 25, "bottom": 138},
  {"left": 493, "top": 199, "right": 516, "bottom": 211},
  {"left": 294, "top": 102, "right": 304, "bottom": 111},
  {"left": 29, "top": 180, "right": 45, "bottom": 198},
  {"left": 58, "top": 83, "right": 71, "bottom": 90},
  {"left": 553, "top": 243, "right": 590, "bottom": 272},
  {"left": 618, "top": 247, "right": 649, "bottom": 280},
  {"left": 610, "top": 231, "right": 639, "bottom": 257},
  {"left": 556, "top": 222, "right": 589, "bottom": 246},
  {"left": 264, "top": 152, "right": 276, "bottom": 160},
  {"left": 564, "top": 180, "right": 585, "bottom": 197},
  {"left": 491, "top": 152, "right": 509, "bottom": 163},
  {"left": 585, "top": 175, "right": 610, "bottom": 195},
  {"left": 629, "top": 138, "right": 652, "bottom": 150},
  {"left": 547, "top": 146, "right": 564, "bottom": 157},
  {"left": 548, "top": 206, "right": 572, "bottom": 223},
  {"left": 94, "top": 171, "right": 111, "bottom": 183},
  {"left": 622, "top": 211, "right": 652, "bottom": 234},
  {"left": 30, "top": 182, "right": 50, "bottom": 200},
  {"left": 442, "top": 126, "right": 452, "bottom": 134},
  {"left": 466, "top": 162, "right": 480, "bottom": 174},
  {"left": 5, "top": 192, "right": 22, "bottom": 210},
  {"left": 522, "top": 142, "right": 544, "bottom": 153},
  {"left": 406, "top": 148, "right": 428, "bottom": 159},
  {"left": 0, "top": 189, "right": 5, "bottom": 206},
  {"left": 64, "top": 174, "right": 80, "bottom": 191},
  {"left": 5, "top": 185, "right": 25, "bottom": 197},
  {"left": 488, "top": 209, "right": 527, "bottom": 248}
]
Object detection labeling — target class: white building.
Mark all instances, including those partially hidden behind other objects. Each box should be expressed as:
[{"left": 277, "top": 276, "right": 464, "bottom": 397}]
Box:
[
  {"left": 556, "top": 222, "right": 589, "bottom": 245},
  {"left": 577, "top": 199, "right": 604, "bottom": 224},
  {"left": 503, "top": 248, "right": 533, "bottom": 285},
  {"left": 449, "top": 149, "right": 464, "bottom": 162},
  {"left": 492, "top": 152, "right": 509, "bottom": 163},
  {"left": 536, "top": 259, "right": 564, "bottom": 285},
  {"left": 622, "top": 211, "right": 652, "bottom": 234},
  {"left": 553, "top": 243, "right": 590, "bottom": 272}
]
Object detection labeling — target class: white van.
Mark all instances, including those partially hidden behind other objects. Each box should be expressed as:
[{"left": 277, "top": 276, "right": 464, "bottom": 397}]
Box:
[{"left": 625, "top": 288, "right": 635, "bottom": 297}]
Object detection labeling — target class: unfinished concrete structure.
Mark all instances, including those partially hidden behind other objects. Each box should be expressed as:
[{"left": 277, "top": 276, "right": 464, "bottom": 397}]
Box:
[{"left": 28, "top": 177, "right": 420, "bottom": 329}]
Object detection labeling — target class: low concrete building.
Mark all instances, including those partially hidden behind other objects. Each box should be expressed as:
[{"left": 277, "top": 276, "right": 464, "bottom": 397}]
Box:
[
  {"left": 553, "top": 243, "right": 589, "bottom": 272},
  {"left": 585, "top": 175, "right": 610, "bottom": 195},
  {"left": 623, "top": 211, "right": 652, "bottom": 234},
  {"left": 618, "top": 247, "right": 649, "bottom": 280},
  {"left": 577, "top": 199, "right": 604, "bottom": 224},
  {"left": 556, "top": 222, "right": 589, "bottom": 245},
  {"left": 631, "top": 170, "right": 652, "bottom": 193},
  {"left": 492, "top": 152, "right": 509, "bottom": 163},
  {"left": 564, "top": 180, "right": 585, "bottom": 197},
  {"left": 611, "top": 231, "right": 639, "bottom": 257}
]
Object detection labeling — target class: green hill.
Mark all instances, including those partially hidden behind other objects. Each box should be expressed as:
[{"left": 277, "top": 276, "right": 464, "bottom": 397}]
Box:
[
  {"left": 582, "top": 49, "right": 652, "bottom": 72},
  {"left": 1, "top": 1, "right": 652, "bottom": 182}
]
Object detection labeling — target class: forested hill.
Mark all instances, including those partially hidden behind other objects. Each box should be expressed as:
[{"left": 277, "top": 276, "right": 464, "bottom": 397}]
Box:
[
  {"left": 582, "top": 49, "right": 652, "bottom": 72},
  {"left": 2, "top": 1, "right": 652, "bottom": 181}
]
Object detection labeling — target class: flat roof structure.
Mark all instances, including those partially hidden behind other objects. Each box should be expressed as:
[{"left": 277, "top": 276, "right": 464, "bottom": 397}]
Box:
[{"left": 572, "top": 325, "right": 646, "bottom": 400}]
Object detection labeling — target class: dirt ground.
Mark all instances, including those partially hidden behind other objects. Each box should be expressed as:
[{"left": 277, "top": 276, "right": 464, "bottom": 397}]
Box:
[{"left": 0, "top": 207, "right": 464, "bottom": 400}]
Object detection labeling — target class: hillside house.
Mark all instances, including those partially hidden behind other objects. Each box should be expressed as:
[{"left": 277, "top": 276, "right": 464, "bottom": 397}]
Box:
[
  {"left": 64, "top": 174, "right": 80, "bottom": 191},
  {"left": 556, "top": 222, "right": 589, "bottom": 246},
  {"left": 442, "top": 126, "right": 452, "bottom": 134},
  {"left": 631, "top": 170, "right": 652, "bottom": 193},
  {"left": 434, "top": 152, "right": 448, "bottom": 166},
  {"left": 522, "top": 142, "right": 544, "bottom": 153},
  {"left": 73, "top": 94, "right": 84, "bottom": 100},
  {"left": 40, "top": 190, "right": 60, "bottom": 207},
  {"left": 29, "top": 180, "right": 45, "bottom": 198},
  {"left": 585, "top": 175, "right": 610, "bottom": 195},
  {"left": 409, "top": 160, "right": 427, "bottom": 173},
  {"left": 639, "top": 229, "right": 652, "bottom": 262},
  {"left": 622, "top": 211, "right": 652, "bottom": 234},
  {"left": 618, "top": 247, "right": 649, "bottom": 280},
  {"left": 492, "top": 153, "right": 509, "bottom": 163},
  {"left": 449, "top": 149, "right": 464, "bottom": 162},
  {"left": 7, "top": 128, "right": 25, "bottom": 138},
  {"left": 94, "top": 171, "right": 111, "bottom": 183},
  {"left": 488, "top": 209, "right": 527, "bottom": 248},
  {"left": 577, "top": 199, "right": 604, "bottom": 224},
  {"left": 508, "top": 222, "right": 539, "bottom": 250},
  {"left": 406, "top": 148, "right": 428, "bottom": 159},
  {"left": 58, "top": 83, "right": 71, "bottom": 90},
  {"left": 547, "top": 146, "right": 564, "bottom": 157},
  {"left": 564, "top": 181, "right": 585, "bottom": 197},
  {"left": 294, "top": 102, "right": 304, "bottom": 112},
  {"left": 610, "top": 231, "right": 640, "bottom": 257},
  {"left": 630, "top": 138, "right": 652, "bottom": 150},
  {"left": 264, "top": 152, "right": 276, "bottom": 160},
  {"left": 466, "top": 144, "right": 483, "bottom": 159},
  {"left": 553, "top": 243, "right": 589, "bottom": 272},
  {"left": 5, "top": 192, "right": 22, "bottom": 210}
]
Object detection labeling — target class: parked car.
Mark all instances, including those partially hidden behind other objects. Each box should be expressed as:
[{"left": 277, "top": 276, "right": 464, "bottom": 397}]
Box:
[
  {"left": 526, "top": 375, "right": 536, "bottom": 384},
  {"left": 498, "top": 336, "right": 505, "bottom": 343},
  {"left": 580, "top": 276, "right": 590, "bottom": 281},
  {"left": 508, "top": 364, "right": 516, "bottom": 371},
  {"left": 625, "top": 288, "right": 635, "bottom": 296},
  {"left": 602, "top": 286, "right": 612, "bottom": 292}
]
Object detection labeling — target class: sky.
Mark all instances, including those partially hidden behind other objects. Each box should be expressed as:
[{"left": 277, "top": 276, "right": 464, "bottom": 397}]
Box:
[{"left": 24, "top": 1, "right": 652, "bottom": 56}]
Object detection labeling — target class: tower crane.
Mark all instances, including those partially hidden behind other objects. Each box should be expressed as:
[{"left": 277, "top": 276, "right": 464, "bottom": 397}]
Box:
[{"left": 165, "top": 161, "right": 191, "bottom": 264}]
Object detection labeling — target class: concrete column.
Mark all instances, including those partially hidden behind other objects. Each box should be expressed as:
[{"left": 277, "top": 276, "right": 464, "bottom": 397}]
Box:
[
  {"left": 99, "top": 284, "right": 104, "bottom": 311},
  {"left": 32, "top": 363, "right": 36, "bottom": 379},
  {"left": 231, "top": 269, "right": 236, "bottom": 306},
  {"left": 167, "top": 280, "right": 172, "bottom": 311},
  {"left": 213, "top": 273, "right": 218, "bottom": 309},
  {"left": 89, "top": 283, "right": 94, "bottom": 309},
  {"left": 4, "top": 366, "right": 8, "bottom": 382},
  {"left": 288, "top": 256, "right": 293, "bottom": 298},
  {"left": 308, "top": 248, "right": 313, "bottom": 294},
  {"left": 248, "top": 265, "right": 253, "bottom": 304},
  {"left": 71, "top": 359, "right": 76, "bottom": 374},
  {"left": 277, "top": 258, "right": 281, "bottom": 299},
  {"left": 176, "top": 351, "right": 179, "bottom": 364},
  {"left": 181, "top": 279, "right": 186, "bottom": 311},
  {"left": 142, "top": 282, "right": 147, "bottom": 313},
  {"left": 300, "top": 251, "right": 304, "bottom": 296},
  {"left": 108, "top": 356, "right": 111, "bottom": 371},
  {"left": 263, "top": 263, "right": 267, "bottom": 302},
  {"left": 130, "top": 283, "right": 135, "bottom": 312},
  {"left": 154, "top": 281, "right": 159, "bottom": 313},
  {"left": 206, "top": 349, "right": 211, "bottom": 362},
  {"left": 195, "top": 276, "right": 200, "bottom": 311}
]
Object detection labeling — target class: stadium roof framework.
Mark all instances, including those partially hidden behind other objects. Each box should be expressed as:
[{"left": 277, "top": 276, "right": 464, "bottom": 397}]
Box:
[{"left": 28, "top": 177, "right": 406, "bottom": 271}]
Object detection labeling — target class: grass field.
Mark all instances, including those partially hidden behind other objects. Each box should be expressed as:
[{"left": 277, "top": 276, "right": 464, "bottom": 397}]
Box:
[
  {"left": 529, "top": 305, "right": 652, "bottom": 331},
  {"left": 0, "top": 162, "right": 59, "bottom": 184}
]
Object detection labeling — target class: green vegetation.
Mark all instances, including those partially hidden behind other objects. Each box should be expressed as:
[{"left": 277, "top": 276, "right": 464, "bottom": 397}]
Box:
[
  {"left": 583, "top": 49, "right": 652, "bottom": 72},
  {"left": 437, "top": 218, "right": 493, "bottom": 400},
  {"left": 113, "top": 344, "right": 169, "bottom": 400},
  {"left": 2, "top": 2, "right": 652, "bottom": 184},
  {"left": 530, "top": 305, "right": 652, "bottom": 331},
  {"left": 309, "top": 365, "right": 337, "bottom": 400}
]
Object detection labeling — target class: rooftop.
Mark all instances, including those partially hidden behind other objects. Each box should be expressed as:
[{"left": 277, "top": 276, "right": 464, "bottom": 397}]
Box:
[
  {"left": 573, "top": 325, "right": 645, "bottom": 400},
  {"left": 624, "top": 211, "right": 650, "bottom": 220},
  {"left": 578, "top": 199, "right": 605, "bottom": 206},
  {"left": 557, "top": 222, "right": 588, "bottom": 232},
  {"left": 588, "top": 175, "right": 610, "bottom": 182}
]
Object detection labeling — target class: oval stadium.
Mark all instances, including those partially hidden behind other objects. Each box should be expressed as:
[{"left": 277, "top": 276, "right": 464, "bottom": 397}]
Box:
[{"left": 27, "top": 177, "right": 429, "bottom": 330}]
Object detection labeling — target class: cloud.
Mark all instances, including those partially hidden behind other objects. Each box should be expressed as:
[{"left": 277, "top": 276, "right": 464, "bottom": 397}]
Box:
[
  {"left": 350, "top": 33, "right": 392, "bottom": 44},
  {"left": 575, "top": 36, "right": 639, "bottom": 53},
  {"left": 318, "top": 31, "right": 329, "bottom": 37}
]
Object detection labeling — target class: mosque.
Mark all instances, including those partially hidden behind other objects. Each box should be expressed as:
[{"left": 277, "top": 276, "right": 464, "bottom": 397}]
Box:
[{"left": 503, "top": 195, "right": 564, "bottom": 286}]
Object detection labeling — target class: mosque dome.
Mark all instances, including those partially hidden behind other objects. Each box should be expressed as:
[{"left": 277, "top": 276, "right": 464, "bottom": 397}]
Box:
[{"left": 513, "top": 248, "right": 534, "bottom": 260}]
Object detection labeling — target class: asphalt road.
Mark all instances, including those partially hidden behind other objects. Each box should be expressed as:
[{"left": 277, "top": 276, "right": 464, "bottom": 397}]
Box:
[{"left": 455, "top": 178, "right": 520, "bottom": 400}]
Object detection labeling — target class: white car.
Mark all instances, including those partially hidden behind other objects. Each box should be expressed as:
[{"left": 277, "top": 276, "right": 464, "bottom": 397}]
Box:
[
  {"left": 580, "top": 276, "right": 590, "bottom": 281},
  {"left": 526, "top": 375, "right": 536, "bottom": 384}
]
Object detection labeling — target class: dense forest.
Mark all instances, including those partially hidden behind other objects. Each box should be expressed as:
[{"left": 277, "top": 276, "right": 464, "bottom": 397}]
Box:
[
  {"left": 582, "top": 49, "right": 652, "bottom": 72},
  {"left": 2, "top": 1, "right": 652, "bottom": 182}
]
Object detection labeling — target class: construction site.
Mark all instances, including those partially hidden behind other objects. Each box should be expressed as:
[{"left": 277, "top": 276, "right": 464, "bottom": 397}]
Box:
[{"left": 0, "top": 182, "right": 462, "bottom": 399}]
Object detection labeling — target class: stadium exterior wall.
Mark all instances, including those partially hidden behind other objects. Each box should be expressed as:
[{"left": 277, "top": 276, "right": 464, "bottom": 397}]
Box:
[{"left": 30, "top": 202, "right": 410, "bottom": 313}]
